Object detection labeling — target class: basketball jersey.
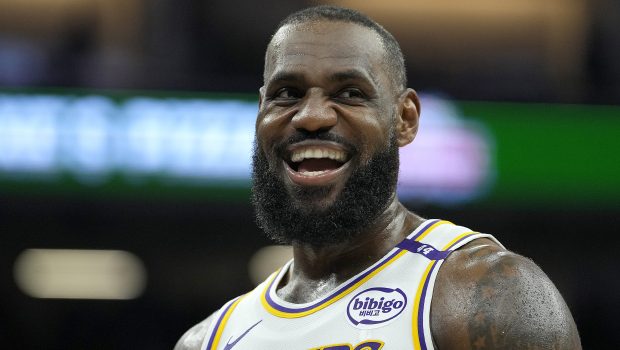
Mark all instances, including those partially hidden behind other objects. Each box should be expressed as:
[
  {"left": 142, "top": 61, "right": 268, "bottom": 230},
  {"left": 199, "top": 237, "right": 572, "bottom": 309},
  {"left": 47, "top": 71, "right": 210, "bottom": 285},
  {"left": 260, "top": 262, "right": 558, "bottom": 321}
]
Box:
[{"left": 201, "top": 219, "right": 502, "bottom": 350}]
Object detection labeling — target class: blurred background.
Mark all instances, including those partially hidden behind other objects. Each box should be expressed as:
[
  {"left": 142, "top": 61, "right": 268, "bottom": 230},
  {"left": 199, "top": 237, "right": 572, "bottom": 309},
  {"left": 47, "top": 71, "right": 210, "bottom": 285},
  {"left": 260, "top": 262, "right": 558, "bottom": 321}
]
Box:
[{"left": 1, "top": 0, "right": 619, "bottom": 348}]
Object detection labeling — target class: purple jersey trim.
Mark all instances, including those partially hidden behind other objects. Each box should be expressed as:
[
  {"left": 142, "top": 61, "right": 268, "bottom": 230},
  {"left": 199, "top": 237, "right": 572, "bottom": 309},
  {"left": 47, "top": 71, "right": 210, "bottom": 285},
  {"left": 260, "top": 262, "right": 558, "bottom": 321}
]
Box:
[
  {"left": 264, "top": 249, "right": 403, "bottom": 313},
  {"left": 396, "top": 240, "right": 451, "bottom": 260},
  {"left": 410, "top": 219, "right": 441, "bottom": 241},
  {"left": 263, "top": 219, "right": 441, "bottom": 314},
  {"left": 205, "top": 297, "right": 240, "bottom": 350},
  {"left": 417, "top": 261, "right": 439, "bottom": 350}
]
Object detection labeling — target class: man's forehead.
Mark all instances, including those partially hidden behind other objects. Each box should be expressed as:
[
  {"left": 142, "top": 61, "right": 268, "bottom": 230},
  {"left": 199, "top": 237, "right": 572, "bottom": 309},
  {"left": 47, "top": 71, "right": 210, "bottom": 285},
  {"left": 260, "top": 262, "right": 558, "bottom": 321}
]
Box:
[
  {"left": 273, "top": 20, "right": 379, "bottom": 42},
  {"left": 265, "top": 21, "right": 385, "bottom": 79}
]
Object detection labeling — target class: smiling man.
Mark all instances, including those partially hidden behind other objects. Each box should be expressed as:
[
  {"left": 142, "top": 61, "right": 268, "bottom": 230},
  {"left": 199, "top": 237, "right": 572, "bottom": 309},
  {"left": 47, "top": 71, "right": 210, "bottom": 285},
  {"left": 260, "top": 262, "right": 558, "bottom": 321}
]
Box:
[{"left": 175, "top": 6, "right": 580, "bottom": 350}]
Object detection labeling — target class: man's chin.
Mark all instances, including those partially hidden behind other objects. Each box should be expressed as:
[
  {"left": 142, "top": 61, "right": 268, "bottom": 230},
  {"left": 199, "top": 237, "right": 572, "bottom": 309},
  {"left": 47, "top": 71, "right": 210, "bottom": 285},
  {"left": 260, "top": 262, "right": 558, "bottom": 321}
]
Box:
[{"left": 288, "top": 183, "right": 341, "bottom": 210}]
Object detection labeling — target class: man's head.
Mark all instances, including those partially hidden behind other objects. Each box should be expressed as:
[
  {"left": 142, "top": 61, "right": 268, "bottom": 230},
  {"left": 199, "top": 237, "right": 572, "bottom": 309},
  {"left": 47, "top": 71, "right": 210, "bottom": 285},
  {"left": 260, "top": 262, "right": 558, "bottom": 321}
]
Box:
[
  {"left": 265, "top": 6, "right": 407, "bottom": 95},
  {"left": 252, "top": 6, "right": 420, "bottom": 247}
]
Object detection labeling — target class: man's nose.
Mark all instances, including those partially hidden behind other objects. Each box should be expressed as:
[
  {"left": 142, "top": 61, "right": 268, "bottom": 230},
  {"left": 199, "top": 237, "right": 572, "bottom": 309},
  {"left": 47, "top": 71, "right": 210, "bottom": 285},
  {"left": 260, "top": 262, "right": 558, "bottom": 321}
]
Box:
[{"left": 291, "top": 91, "right": 337, "bottom": 132}]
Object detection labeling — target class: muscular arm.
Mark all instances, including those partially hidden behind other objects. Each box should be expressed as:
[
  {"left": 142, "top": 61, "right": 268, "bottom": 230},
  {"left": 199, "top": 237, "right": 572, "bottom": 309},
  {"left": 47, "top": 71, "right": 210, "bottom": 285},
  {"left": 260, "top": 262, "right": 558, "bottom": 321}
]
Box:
[
  {"left": 431, "top": 239, "right": 581, "bottom": 349},
  {"left": 174, "top": 314, "right": 215, "bottom": 350}
]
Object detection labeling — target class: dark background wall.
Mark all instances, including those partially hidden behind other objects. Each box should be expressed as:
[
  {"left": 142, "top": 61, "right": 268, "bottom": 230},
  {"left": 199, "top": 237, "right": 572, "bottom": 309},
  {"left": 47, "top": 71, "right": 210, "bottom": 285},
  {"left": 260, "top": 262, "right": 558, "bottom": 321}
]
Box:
[{"left": 1, "top": 0, "right": 619, "bottom": 348}]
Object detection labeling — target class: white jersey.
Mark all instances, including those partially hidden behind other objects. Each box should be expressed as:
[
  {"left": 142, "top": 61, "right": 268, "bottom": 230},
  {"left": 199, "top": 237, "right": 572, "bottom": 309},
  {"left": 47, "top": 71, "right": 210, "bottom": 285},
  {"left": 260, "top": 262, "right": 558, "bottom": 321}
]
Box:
[{"left": 201, "top": 219, "right": 502, "bottom": 350}]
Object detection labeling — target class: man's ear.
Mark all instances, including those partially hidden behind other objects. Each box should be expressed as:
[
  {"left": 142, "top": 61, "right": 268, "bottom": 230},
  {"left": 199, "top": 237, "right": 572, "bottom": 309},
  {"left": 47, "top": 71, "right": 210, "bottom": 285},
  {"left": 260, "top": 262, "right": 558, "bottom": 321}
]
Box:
[
  {"left": 258, "top": 86, "right": 265, "bottom": 109},
  {"left": 396, "top": 88, "right": 420, "bottom": 147}
]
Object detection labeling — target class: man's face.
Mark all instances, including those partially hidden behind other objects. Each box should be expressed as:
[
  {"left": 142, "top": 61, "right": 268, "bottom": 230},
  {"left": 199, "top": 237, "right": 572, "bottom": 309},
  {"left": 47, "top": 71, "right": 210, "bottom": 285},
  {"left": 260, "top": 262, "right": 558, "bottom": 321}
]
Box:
[{"left": 252, "top": 21, "right": 402, "bottom": 246}]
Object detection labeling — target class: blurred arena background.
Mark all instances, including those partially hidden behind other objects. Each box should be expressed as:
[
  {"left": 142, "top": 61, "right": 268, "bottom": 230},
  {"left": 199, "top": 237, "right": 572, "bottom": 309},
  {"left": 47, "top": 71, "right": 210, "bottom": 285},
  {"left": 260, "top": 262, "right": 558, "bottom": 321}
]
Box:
[{"left": 1, "top": 0, "right": 619, "bottom": 348}]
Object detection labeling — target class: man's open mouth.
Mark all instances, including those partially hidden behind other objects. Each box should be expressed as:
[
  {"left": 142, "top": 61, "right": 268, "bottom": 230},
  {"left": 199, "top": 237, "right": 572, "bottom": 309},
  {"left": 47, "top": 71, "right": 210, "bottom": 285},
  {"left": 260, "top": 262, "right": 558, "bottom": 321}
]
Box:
[{"left": 285, "top": 145, "right": 350, "bottom": 178}]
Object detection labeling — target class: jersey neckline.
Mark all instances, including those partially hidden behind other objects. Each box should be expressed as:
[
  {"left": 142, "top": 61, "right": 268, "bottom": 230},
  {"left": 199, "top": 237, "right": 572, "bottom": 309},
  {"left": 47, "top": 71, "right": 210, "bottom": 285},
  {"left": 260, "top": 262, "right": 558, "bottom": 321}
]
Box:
[{"left": 260, "top": 219, "right": 449, "bottom": 318}]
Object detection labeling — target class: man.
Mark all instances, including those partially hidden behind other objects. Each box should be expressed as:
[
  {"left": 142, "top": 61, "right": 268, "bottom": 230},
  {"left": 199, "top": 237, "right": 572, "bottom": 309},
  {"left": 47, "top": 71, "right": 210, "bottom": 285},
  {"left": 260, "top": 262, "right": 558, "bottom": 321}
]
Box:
[{"left": 176, "top": 5, "right": 581, "bottom": 349}]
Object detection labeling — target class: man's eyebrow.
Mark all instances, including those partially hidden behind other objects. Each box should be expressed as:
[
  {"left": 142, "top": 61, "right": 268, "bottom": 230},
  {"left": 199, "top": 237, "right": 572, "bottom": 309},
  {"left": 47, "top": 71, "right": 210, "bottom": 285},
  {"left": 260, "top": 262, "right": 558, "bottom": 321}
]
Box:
[
  {"left": 329, "top": 69, "right": 376, "bottom": 86},
  {"left": 266, "top": 69, "right": 379, "bottom": 88},
  {"left": 266, "top": 71, "right": 306, "bottom": 86}
]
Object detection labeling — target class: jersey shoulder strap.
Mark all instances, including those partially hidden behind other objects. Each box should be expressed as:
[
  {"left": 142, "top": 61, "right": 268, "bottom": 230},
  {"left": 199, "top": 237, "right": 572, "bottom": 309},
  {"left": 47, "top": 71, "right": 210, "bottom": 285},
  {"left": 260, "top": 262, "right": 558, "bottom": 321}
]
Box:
[
  {"left": 395, "top": 219, "right": 503, "bottom": 350},
  {"left": 397, "top": 219, "right": 503, "bottom": 260}
]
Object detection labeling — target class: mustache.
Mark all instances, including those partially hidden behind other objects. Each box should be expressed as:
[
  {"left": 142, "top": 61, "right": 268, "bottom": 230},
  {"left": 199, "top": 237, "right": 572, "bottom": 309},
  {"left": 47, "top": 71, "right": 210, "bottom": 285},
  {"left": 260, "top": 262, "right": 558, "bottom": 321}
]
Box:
[{"left": 273, "top": 130, "right": 358, "bottom": 156}]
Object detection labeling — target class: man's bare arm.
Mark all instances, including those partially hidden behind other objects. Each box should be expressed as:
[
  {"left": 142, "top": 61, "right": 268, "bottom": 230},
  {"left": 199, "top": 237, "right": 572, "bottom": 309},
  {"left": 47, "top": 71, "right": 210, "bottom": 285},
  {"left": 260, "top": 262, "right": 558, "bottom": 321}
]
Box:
[
  {"left": 174, "top": 314, "right": 215, "bottom": 350},
  {"left": 431, "top": 239, "right": 581, "bottom": 349}
]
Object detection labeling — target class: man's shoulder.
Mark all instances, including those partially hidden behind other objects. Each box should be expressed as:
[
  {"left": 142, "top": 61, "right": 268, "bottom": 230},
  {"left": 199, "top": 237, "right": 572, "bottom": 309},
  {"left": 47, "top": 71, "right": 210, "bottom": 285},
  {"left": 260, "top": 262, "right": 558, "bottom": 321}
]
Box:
[
  {"left": 174, "top": 313, "right": 215, "bottom": 350},
  {"left": 431, "top": 238, "right": 581, "bottom": 349}
]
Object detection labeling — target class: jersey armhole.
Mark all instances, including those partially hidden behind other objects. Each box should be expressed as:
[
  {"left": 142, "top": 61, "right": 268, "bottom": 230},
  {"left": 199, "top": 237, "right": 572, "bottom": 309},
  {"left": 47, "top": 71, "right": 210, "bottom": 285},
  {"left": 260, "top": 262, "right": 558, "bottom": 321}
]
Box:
[
  {"left": 417, "top": 232, "right": 503, "bottom": 350},
  {"left": 200, "top": 295, "right": 246, "bottom": 350}
]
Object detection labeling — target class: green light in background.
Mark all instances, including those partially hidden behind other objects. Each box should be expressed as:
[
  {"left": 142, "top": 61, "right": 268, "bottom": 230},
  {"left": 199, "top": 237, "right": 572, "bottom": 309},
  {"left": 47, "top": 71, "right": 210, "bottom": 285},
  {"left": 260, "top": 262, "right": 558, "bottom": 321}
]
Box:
[{"left": 459, "top": 102, "right": 620, "bottom": 207}]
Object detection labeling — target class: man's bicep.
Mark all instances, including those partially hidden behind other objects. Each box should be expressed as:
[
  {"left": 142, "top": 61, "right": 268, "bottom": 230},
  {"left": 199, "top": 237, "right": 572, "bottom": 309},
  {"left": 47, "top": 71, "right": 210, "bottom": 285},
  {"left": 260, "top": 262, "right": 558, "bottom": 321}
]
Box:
[
  {"left": 174, "top": 313, "right": 216, "bottom": 350},
  {"left": 431, "top": 247, "right": 581, "bottom": 349}
]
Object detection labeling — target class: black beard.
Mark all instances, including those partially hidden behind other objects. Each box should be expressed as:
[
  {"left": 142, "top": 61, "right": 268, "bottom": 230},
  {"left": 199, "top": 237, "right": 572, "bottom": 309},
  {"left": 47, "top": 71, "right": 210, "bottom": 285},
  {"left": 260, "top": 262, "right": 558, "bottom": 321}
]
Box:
[{"left": 251, "top": 132, "right": 399, "bottom": 247}]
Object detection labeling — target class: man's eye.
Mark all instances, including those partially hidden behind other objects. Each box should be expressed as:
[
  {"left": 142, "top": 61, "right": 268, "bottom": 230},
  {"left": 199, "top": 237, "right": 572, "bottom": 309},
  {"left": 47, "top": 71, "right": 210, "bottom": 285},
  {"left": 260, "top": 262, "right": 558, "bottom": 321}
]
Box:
[
  {"left": 337, "top": 88, "right": 365, "bottom": 100},
  {"left": 274, "top": 88, "right": 301, "bottom": 99}
]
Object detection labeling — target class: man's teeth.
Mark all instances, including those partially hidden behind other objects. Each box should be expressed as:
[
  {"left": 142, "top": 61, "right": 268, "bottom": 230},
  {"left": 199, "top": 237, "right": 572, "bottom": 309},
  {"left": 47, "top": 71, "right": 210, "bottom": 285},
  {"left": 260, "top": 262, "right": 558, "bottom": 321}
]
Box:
[
  {"left": 298, "top": 169, "right": 329, "bottom": 176},
  {"left": 290, "top": 148, "right": 347, "bottom": 163}
]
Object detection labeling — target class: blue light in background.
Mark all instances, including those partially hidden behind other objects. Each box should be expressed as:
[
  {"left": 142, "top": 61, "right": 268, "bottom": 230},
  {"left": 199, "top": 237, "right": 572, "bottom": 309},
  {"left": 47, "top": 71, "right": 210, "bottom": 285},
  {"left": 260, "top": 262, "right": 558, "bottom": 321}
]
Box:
[{"left": 0, "top": 92, "right": 492, "bottom": 203}]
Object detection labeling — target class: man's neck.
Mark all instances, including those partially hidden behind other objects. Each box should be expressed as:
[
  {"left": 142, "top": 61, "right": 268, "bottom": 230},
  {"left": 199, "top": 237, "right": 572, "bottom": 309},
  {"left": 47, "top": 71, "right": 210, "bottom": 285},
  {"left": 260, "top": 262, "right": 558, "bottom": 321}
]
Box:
[{"left": 275, "top": 198, "right": 424, "bottom": 304}]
